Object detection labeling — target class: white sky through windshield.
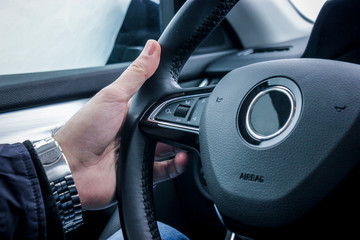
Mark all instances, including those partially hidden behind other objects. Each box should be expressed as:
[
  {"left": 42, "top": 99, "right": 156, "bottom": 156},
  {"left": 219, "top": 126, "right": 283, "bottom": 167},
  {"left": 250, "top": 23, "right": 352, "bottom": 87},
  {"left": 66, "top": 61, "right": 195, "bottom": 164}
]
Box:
[
  {"left": 0, "top": 0, "right": 131, "bottom": 75},
  {"left": 290, "top": 0, "right": 327, "bottom": 22}
]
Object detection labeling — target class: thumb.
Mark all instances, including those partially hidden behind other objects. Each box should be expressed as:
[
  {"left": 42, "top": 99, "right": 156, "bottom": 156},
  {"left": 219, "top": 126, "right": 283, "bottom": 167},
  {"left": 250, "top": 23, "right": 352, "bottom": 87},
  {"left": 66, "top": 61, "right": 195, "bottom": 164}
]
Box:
[{"left": 109, "top": 39, "right": 161, "bottom": 101}]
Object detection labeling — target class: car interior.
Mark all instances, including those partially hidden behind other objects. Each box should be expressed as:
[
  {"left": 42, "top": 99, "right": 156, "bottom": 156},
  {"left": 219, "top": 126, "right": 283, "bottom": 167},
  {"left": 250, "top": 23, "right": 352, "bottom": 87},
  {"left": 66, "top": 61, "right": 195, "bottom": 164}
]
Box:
[{"left": 0, "top": 0, "right": 359, "bottom": 239}]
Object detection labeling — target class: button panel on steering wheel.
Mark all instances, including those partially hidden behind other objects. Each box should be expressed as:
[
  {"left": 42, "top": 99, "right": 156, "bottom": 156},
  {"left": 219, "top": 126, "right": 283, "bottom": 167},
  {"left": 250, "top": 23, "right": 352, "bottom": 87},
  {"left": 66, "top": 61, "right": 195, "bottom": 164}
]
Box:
[{"left": 148, "top": 93, "right": 210, "bottom": 133}]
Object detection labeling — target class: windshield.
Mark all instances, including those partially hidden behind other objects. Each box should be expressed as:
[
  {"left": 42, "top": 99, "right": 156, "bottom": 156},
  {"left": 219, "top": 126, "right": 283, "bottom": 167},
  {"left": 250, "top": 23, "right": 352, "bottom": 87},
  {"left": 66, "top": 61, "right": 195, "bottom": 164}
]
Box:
[
  {"left": 0, "top": 0, "right": 132, "bottom": 75},
  {"left": 290, "top": 0, "right": 327, "bottom": 23}
]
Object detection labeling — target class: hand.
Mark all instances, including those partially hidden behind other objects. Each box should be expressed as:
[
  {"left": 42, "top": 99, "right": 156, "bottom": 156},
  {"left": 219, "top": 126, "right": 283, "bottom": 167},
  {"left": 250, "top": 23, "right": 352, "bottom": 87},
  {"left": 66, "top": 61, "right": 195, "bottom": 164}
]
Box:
[
  {"left": 153, "top": 142, "right": 188, "bottom": 184},
  {"left": 54, "top": 40, "right": 188, "bottom": 210}
]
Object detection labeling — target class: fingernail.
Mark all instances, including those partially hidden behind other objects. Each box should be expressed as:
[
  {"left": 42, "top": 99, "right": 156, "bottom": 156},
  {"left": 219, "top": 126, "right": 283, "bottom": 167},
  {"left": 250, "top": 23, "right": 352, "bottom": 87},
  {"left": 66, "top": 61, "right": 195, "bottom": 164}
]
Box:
[
  {"left": 142, "top": 40, "right": 156, "bottom": 56},
  {"left": 175, "top": 165, "right": 185, "bottom": 175}
]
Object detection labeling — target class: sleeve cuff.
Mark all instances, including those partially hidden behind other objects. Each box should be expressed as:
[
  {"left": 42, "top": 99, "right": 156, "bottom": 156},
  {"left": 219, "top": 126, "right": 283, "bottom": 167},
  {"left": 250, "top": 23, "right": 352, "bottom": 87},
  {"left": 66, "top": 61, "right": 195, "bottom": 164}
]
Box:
[{"left": 23, "top": 140, "right": 65, "bottom": 240}]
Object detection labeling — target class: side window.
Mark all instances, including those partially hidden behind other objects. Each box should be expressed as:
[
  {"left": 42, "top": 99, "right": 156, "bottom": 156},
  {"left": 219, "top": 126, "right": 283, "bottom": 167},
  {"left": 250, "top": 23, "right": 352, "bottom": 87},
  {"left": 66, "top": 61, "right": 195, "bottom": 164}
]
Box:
[
  {"left": 107, "top": 0, "right": 162, "bottom": 63},
  {"left": 107, "top": 0, "right": 240, "bottom": 64},
  {"left": 0, "top": 0, "right": 239, "bottom": 76},
  {"left": 0, "top": 0, "right": 132, "bottom": 75}
]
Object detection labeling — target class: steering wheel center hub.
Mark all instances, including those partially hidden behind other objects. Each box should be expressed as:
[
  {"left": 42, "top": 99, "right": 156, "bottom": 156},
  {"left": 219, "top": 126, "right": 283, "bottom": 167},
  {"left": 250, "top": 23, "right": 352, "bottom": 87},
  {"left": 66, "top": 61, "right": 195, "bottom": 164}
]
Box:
[{"left": 199, "top": 59, "right": 360, "bottom": 233}]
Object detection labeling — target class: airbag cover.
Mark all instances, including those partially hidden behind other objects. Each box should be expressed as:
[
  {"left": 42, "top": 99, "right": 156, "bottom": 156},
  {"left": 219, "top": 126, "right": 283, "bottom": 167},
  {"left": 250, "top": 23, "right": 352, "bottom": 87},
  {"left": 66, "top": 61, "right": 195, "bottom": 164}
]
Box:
[{"left": 200, "top": 59, "right": 360, "bottom": 228}]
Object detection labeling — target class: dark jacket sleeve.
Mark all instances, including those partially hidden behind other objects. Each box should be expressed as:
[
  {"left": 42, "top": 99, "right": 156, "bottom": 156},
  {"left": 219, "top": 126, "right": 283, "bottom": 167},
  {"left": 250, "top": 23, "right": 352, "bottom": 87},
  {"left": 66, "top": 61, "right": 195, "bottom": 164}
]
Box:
[
  {"left": 0, "top": 143, "right": 64, "bottom": 240},
  {"left": 0, "top": 143, "right": 46, "bottom": 239}
]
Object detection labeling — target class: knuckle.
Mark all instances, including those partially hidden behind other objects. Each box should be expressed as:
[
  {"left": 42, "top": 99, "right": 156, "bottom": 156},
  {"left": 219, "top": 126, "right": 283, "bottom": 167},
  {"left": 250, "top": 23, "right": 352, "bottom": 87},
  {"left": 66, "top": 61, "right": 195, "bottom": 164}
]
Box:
[{"left": 127, "top": 58, "right": 149, "bottom": 78}]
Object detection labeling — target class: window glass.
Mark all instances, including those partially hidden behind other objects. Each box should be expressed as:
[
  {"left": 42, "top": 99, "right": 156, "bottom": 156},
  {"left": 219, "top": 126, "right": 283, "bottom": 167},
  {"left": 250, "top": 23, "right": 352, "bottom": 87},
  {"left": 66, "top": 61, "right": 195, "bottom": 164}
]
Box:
[
  {"left": 290, "top": 0, "right": 327, "bottom": 23},
  {"left": 0, "top": 0, "right": 231, "bottom": 77},
  {"left": 0, "top": 0, "right": 131, "bottom": 75},
  {"left": 107, "top": 0, "right": 162, "bottom": 64}
]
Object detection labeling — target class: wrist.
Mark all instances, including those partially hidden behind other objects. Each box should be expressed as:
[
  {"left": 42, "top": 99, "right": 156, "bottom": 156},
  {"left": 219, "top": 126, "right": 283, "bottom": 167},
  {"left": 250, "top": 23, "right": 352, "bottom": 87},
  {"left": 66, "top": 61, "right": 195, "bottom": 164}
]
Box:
[
  {"left": 52, "top": 132, "right": 86, "bottom": 206},
  {"left": 54, "top": 130, "right": 117, "bottom": 210},
  {"left": 53, "top": 129, "right": 78, "bottom": 174}
]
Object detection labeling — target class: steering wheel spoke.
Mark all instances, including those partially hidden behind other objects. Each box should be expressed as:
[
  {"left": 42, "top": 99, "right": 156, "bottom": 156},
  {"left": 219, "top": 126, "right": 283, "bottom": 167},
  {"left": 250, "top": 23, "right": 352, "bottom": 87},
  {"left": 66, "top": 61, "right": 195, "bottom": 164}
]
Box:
[{"left": 140, "top": 88, "right": 212, "bottom": 150}]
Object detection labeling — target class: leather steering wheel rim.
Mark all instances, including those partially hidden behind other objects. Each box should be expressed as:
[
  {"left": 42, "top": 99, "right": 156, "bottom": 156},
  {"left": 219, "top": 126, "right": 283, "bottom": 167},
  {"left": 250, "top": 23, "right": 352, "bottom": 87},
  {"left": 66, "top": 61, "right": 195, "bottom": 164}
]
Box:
[{"left": 116, "top": 1, "right": 240, "bottom": 239}]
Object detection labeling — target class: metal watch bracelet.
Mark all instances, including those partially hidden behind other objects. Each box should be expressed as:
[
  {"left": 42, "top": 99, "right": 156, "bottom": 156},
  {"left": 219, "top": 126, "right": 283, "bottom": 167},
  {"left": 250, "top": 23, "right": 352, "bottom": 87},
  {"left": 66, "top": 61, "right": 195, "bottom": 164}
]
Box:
[{"left": 33, "top": 137, "right": 83, "bottom": 233}]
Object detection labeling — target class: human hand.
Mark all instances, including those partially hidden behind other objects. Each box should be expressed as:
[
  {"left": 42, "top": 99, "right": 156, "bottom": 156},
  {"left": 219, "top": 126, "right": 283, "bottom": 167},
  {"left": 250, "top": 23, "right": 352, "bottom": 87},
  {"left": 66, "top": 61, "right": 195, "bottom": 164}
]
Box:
[
  {"left": 153, "top": 142, "right": 188, "bottom": 184},
  {"left": 54, "top": 40, "right": 188, "bottom": 210}
]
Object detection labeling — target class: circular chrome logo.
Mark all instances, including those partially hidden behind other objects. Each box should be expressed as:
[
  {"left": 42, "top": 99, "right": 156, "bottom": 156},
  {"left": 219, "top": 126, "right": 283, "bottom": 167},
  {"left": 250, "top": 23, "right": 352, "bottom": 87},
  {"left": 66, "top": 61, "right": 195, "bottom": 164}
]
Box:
[
  {"left": 238, "top": 78, "right": 302, "bottom": 147},
  {"left": 245, "top": 86, "right": 296, "bottom": 140}
]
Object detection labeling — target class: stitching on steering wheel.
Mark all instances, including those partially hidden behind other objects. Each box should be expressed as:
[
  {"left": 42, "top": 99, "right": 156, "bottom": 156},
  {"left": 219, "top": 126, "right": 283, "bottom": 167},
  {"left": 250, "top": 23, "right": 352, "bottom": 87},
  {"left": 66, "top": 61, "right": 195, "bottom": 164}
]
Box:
[
  {"left": 169, "top": 0, "right": 239, "bottom": 81},
  {"left": 141, "top": 140, "right": 160, "bottom": 239}
]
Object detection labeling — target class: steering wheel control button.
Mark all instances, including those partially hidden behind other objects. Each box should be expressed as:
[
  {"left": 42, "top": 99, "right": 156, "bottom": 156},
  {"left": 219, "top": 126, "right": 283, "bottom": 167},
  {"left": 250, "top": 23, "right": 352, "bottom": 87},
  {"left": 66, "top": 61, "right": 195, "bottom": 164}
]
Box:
[
  {"left": 150, "top": 94, "right": 210, "bottom": 131},
  {"left": 155, "top": 103, "right": 178, "bottom": 121},
  {"left": 174, "top": 105, "right": 190, "bottom": 118},
  {"left": 245, "top": 86, "right": 295, "bottom": 140},
  {"left": 187, "top": 97, "right": 208, "bottom": 126},
  {"left": 181, "top": 98, "right": 197, "bottom": 106},
  {"left": 155, "top": 97, "right": 197, "bottom": 122}
]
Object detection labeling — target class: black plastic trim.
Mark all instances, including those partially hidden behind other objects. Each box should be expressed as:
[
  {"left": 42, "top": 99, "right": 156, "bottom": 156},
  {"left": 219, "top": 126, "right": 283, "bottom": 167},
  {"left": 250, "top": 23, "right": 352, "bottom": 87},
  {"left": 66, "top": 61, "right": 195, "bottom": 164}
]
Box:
[{"left": 0, "top": 50, "right": 233, "bottom": 113}]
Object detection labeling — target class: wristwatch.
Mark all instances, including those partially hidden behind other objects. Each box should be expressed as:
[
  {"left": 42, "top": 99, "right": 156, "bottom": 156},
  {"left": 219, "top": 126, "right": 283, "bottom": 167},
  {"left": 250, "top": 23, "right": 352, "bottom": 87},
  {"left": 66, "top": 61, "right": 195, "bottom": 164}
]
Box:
[{"left": 33, "top": 137, "right": 83, "bottom": 233}]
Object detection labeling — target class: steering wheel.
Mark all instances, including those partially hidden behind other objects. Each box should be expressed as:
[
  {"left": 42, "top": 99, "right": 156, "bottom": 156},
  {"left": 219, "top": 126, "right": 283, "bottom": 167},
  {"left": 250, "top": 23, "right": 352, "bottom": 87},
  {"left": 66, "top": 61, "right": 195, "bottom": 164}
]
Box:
[{"left": 116, "top": 0, "right": 360, "bottom": 239}]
